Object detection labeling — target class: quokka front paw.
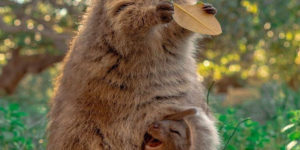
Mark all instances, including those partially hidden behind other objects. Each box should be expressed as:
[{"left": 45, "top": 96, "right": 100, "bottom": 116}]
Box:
[
  {"left": 156, "top": 1, "right": 174, "bottom": 23},
  {"left": 202, "top": 3, "right": 217, "bottom": 15}
]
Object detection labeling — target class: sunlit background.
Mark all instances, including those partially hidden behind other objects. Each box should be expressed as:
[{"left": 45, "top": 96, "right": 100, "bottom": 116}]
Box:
[{"left": 0, "top": 0, "right": 299, "bottom": 149}]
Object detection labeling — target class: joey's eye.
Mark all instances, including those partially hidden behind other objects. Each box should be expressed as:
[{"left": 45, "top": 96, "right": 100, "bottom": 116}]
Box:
[
  {"left": 115, "top": 2, "right": 135, "bottom": 15},
  {"left": 170, "top": 129, "right": 181, "bottom": 136}
]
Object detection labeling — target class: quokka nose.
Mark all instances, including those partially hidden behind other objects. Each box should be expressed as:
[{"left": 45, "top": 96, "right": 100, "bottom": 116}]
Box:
[{"left": 151, "top": 122, "right": 160, "bottom": 129}]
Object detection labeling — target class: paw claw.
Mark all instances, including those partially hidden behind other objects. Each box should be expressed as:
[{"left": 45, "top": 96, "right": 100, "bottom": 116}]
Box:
[
  {"left": 202, "top": 3, "right": 217, "bottom": 15},
  {"left": 156, "top": 1, "right": 174, "bottom": 23}
]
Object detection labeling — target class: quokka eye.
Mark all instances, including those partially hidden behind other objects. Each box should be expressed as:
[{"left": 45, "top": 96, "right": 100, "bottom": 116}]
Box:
[{"left": 115, "top": 2, "right": 135, "bottom": 15}]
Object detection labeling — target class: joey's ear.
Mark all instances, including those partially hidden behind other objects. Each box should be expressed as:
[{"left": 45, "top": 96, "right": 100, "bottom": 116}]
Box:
[
  {"left": 184, "top": 119, "right": 192, "bottom": 146},
  {"left": 164, "top": 108, "right": 197, "bottom": 120}
]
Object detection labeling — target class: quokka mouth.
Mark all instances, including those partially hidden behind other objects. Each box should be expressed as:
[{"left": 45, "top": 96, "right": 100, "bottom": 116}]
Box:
[
  {"left": 143, "top": 133, "right": 163, "bottom": 149},
  {"left": 147, "top": 138, "right": 162, "bottom": 147}
]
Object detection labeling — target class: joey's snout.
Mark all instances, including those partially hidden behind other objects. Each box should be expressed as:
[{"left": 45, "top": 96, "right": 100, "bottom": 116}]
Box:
[{"left": 148, "top": 122, "right": 163, "bottom": 137}]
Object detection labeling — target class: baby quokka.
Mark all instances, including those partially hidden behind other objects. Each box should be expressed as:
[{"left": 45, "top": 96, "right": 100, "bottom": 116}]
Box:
[{"left": 144, "top": 108, "right": 197, "bottom": 150}]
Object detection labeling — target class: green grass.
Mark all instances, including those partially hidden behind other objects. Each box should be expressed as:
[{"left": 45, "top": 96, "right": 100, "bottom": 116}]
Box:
[{"left": 213, "top": 83, "right": 300, "bottom": 150}]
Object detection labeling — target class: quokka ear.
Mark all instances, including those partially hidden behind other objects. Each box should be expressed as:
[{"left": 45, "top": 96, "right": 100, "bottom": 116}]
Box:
[{"left": 164, "top": 108, "right": 197, "bottom": 120}]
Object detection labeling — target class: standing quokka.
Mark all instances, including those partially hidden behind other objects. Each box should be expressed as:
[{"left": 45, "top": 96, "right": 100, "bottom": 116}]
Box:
[
  {"left": 48, "top": 0, "right": 220, "bottom": 150},
  {"left": 143, "top": 108, "right": 197, "bottom": 150}
]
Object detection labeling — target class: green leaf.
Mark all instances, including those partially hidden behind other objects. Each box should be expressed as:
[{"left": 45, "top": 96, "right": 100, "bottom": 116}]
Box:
[
  {"left": 13, "top": 112, "right": 27, "bottom": 118},
  {"left": 8, "top": 104, "right": 19, "bottom": 112},
  {"left": 288, "top": 131, "right": 300, "bottom": 140},
  {"left": 227, "top": 108, "right": 236, "bottom": 114},
  {"left": 219, "top": 115, "right": 227, "bottom": 122},
  {"left": 0, "top": 106, "right": 5, "bottom": 112}
]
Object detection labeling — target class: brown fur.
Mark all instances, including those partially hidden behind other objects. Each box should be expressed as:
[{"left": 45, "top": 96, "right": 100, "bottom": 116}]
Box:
[{"left": 48, "top": 0, "right": 219, "bottom": 150}]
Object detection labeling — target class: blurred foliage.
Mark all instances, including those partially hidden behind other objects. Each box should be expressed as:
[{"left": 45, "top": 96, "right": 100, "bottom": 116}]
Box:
[
  {"left": 0, "top": 0, "right": 87, "bottom": 66},
  {"left": 198, "top": 0, "right": 300, "bottom": 88},
  {"left": 217, "top": 108, "right": 300, "bottom": 150},
  {"left": 213, "top": 83, "right": 300, "bottom": 150},
  {"left": 0, "top": 103, "right": 33, "bottom": 150},
  {"left": 0, "top": 67, "right": 57, "bottom": 150}
]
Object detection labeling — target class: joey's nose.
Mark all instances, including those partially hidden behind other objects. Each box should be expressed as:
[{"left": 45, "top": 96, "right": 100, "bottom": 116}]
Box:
[{"left": 152, "top": 123, "right": 160, "bottom": 129}]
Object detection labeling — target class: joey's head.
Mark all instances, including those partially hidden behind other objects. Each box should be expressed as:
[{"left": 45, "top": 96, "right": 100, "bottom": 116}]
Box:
[
  {"left": 144, "top": 120, "right": 190, "bottom": 150},
  {"left": 143, "top": 108, "right": 197, "bottom": 150}
]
